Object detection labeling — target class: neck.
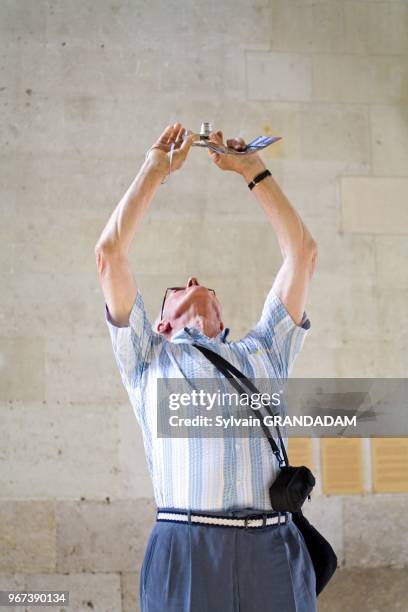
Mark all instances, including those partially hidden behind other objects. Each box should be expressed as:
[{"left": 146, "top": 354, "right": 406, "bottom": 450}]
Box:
[
  {"left": 186, "top": 315, "right": 219, "bottom": 338},
  {"left": 165, "top": 314, "right": 221, "bottom": 340}
]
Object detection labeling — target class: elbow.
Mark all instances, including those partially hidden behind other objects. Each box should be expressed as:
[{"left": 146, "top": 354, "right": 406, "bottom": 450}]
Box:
[
  {"left": 284, "top": 233, "right": 317, "bottom": 279},
  {"left": 94, "top": 242, "right": 107, "bottom": 275},
  {"left": 306, "top": 236, "right": 317, "bottom": 258},
  {"left": 94, "top": 241, "right": 118, "bottom": 275},
  {"left": 95, "top": 240, "right": 112, "bottom": 255},
  {"left": 288, "top": 236, "right": 317, "bottom": 276},
  {"left": 94, "top": 240, "right": 121, "bottom": 258},
  {"left": 305, "top": 237, "right": 318, "bottom": 277}
]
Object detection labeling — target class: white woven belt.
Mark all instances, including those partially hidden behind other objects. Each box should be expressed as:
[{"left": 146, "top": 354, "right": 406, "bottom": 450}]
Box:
[{"left": 157, "top": 511, "right": 289, "bottom": 528}]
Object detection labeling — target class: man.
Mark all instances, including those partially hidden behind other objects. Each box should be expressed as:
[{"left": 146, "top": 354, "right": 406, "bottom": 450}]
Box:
[{"left": 95, "top": 122, "right": 318, "bottom": 611}]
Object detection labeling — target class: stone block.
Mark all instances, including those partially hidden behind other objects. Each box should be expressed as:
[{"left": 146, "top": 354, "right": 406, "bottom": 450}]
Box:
[
  {"left": 12, "top": 206, "right": 102, "bottom": 276},
  {"left": 128, "top": 217, "right": 282, "bottom": 279},
  {"left": 310, "top": 220, "right": 377, "bottom": 281},
  {"left": 332, "top": 338, "right": 402, "bottom": 378},
  {"left": 308, "top": 270, "right": 379, "bottom": 346},
  {"left": 56, "top": 498, "right": 156, "bottom": 572},
  {"left": 0, "top": 271, "right": 14, "bottom": 337},
  {"left": 0, "top": 501, "right": 56, "bottom": 572},
  {"left": 318, "top": 567, "right": 408, "bottom": 612},
  {"left": 20, "top": 31, "right": 246, "bottom": 101},
  {"left": 12, "top": 153, "right": 137, "bottom": 215},
  {"left": 371, "top": 105, "right": 408, "bottom": 177},
  {"left": 300, "top": 103, "right": 369, "bottom": 165},
  {"left": 344, "top": 1, "right": 391, "bottom": 55},
  {"left": 25, "top": 572, "right": 121, "bottom": 612},
  {"left": 0, "top": 336, "right": 45, "bottom": 402},
  {"left": 0, "top": 401, "right": 121, "bottom": 499},
  {"left": 1, "top": 94, "right": 65, "bottom": 156},
  {"left": 275, "top": 163, "right": 340, "bottom": 220},
  {"left": 343, "top": 0, "right": 408, "bottom": 56},
  {"left": 275, "top": 159, "right": 371, "bottom": 217},
  {"left": 45, "top": 0, "right": 271, "bottom": 55},
  {"left": 0, "top": 1, "right": 46, "bottom": 44},
  {"left": 11, "top": 270, "right": 103, "bottom": 338},
  {"left": 389, "top": 1, "right": 408, "bottom": 55},
  {"left": 376, "top": 289, "right": 408, "bottom": 354},
  {"left": 0, "top": 574, "right": 25, "bottom": 612},
  {"left": 375, "top": 236, "right": 408, "bottom": 289},
  {"left": 300, "top": 230, "right": 378, "bottom": 353},
  {"left": 45, "top": 332, "right": 129, "bottom": 405},
  {"left": 0, "top": 40, "right": 20, "bottom": 100},
  {"left": 341, "top": 177, "right": 408, "bottom": 234},
  {"left": 247, "top": 52, "right": 313, "bottom": 102},
  {"left": 118, "top": 403, "right": 154, "bottom": 499},
  {"left": 343, "top": 493, "right": 408, "bottom": 566},
  {"left": 289, "top": 342, "right": 338, "bottom": 378},
  {"left": 313, "top": 55, "right": 408, "bottom": 104},
  {"left": 301, "top": 494, "right": 344, "bottom": 566},
  {"left": 269, "top": 0, "right": 345, "bottom": 54},
  {"left": 121, "top": 572, "right": 141, "bottom": 612}
]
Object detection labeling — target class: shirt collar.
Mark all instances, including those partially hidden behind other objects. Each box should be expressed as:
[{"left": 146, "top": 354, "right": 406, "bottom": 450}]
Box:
[{"left": 171, "top": 326, "right": 230, "bottom": 344}]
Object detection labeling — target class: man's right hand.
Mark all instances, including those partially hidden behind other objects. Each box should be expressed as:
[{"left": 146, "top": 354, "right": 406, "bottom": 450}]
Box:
[{"left": 207, "top": 131, "right": 266, "bottom": 176}]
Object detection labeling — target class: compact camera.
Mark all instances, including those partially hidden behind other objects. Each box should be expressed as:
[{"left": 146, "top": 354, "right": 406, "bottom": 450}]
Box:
[{"left": 186, "top": 121, "right": 282, "bottom": 155}]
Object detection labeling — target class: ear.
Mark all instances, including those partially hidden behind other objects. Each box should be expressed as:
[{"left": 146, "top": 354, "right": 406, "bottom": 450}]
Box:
[
  {"left": 219, "top": 321, "right": 225, "bottom": 331},
  {"left": 156, "top": 320, "right": 172, "bottom": 335}
]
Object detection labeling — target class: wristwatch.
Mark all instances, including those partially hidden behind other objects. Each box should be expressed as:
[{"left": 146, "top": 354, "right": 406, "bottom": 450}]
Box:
[{"left": 248, "top": 169, "right": 272, "bottom": 190}]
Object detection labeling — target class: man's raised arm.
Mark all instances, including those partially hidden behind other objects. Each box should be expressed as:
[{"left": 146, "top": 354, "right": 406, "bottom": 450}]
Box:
[
  {"left": 207, "top": 130, "right": 317, "bottom": 326},
  {"left": 239, "top": 158, "right": 317, "bottom": 326},
  {"left": 94, "top": 123, "right": 197, "bottom": 326}
]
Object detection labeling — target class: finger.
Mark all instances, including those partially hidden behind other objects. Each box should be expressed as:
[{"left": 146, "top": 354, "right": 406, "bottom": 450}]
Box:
[
  {"left": 180, "top": 132, "right": 199, "bottom": 152},
  {"left": 226, "top": 137, "right": 245, "bottom": 143},
  {"left": 165, "top": 122, "right": 182, "bottom": 143},
  {"left": 175, "top": 126, "right": 185, "bottom": 145},
  {"left": 209, "top": 131, "right": 222, "bottom": 144},
  {"left": 162, "top": 124, "right": 174, "bottom": 136},
  {"left": 156, "top": 124, "right": 174, "bottom": 144},
  {"left": 208, "top": 148, "right": 220, "bottom": 162},
  {"left": 227, "top": 137, "right": 246, "bottom": 150}
]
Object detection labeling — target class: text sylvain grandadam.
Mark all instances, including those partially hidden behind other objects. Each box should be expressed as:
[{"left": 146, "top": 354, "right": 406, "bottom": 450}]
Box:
[{"left": 167, "top": 415, "right": 357, "bottom": 429}]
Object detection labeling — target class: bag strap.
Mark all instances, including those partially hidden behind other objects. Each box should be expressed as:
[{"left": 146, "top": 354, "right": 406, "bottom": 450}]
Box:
[{"left": 192, "top": 342, "right": 290, "bottom": 467}]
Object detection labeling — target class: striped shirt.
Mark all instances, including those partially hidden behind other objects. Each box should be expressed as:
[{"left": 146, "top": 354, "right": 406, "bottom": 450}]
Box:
[{"left": 105, "top": 287, "right": 310, "bottom": 511}]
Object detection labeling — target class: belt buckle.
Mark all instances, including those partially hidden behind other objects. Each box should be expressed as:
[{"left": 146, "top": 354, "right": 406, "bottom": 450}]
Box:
[{"left": 244, "top": 513, "right": 262, "bottom": 529}]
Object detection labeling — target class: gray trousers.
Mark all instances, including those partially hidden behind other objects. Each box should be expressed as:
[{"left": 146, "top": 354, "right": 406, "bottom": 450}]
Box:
[{"left": 140, "top": 507, "right": 317, "bottom": 612}]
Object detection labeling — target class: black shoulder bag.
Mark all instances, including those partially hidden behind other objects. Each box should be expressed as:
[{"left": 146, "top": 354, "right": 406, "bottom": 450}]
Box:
[{"left": 192, "top": 342, "right": 338, "bottom": 596}]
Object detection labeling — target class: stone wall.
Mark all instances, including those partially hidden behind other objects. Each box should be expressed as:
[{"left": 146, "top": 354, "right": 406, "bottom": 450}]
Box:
[{"left": 1, "top": 1, "right": 407, "bottom": 610}]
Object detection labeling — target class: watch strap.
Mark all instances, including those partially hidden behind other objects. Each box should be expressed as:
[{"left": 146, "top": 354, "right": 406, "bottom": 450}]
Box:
[{"left": 248, "top": 168, "right": 272, "bottom": 190}]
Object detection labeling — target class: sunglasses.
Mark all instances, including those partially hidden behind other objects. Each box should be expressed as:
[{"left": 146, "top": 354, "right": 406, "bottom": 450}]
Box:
[{"left": 160, "top": 286, "right": 216, "bottom": 320}]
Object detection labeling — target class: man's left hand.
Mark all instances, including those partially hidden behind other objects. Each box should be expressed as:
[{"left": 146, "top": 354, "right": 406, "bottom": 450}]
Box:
[{"left": 146, "top": 122, "right": 198, "bottom": 173}]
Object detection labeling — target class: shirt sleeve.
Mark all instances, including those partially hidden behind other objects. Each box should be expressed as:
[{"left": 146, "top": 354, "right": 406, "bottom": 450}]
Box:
[
  {"left": 104, "top": 290, "right": 158, "bottom": 390},
  {"left": 242, "top": 287, "right": 311, "bottom": 379}
]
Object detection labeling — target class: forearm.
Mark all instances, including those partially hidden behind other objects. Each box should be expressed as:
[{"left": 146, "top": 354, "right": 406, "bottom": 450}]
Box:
[
  {"left": 95, "top": 158, "right": 166, "bottom": 256},
  {"left": 240, "top": 159, "right": 315, "bottom": 260}
]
